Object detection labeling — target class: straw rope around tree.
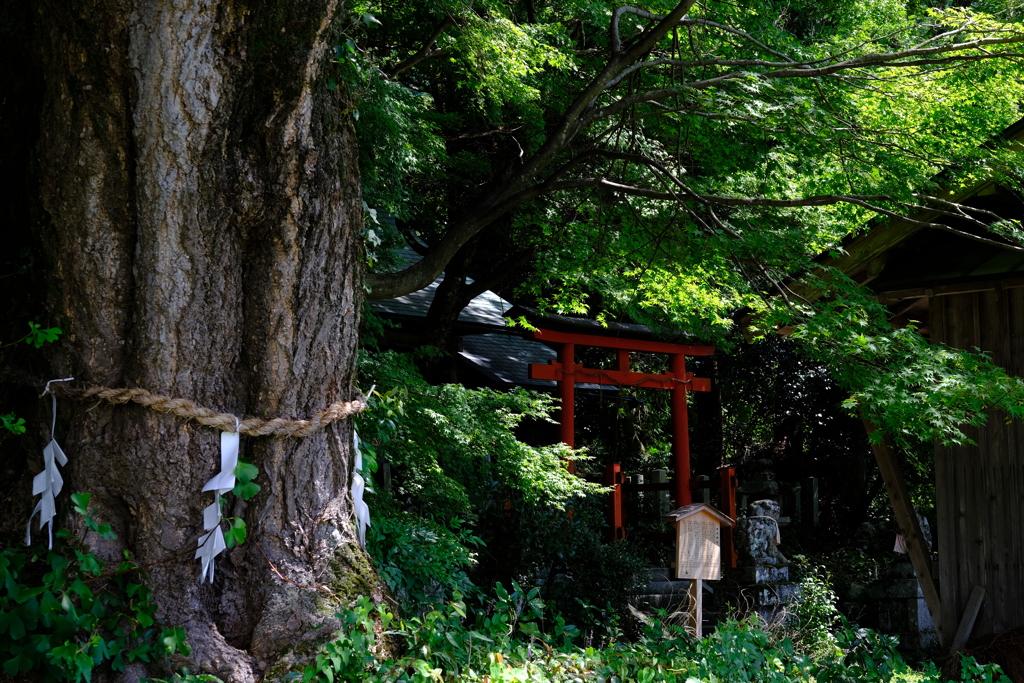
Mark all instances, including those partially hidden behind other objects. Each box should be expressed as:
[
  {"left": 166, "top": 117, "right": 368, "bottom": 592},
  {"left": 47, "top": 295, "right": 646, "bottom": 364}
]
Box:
[
  {"left": 48, "top": 383, "right": 367, "bottom": 437},
  {"left": 24, "top": 378, "right": 373, "bottom": 581}
]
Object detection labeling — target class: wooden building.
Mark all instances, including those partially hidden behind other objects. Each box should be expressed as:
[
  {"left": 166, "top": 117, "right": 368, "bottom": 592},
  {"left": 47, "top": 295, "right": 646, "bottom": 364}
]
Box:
[{"left": 822, "top": 118, "right": 1024, "bottom": 643}]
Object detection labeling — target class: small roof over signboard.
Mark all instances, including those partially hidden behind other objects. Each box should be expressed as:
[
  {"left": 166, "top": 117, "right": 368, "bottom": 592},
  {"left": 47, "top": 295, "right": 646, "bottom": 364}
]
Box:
[{"left": 665, "top": 503, "right": 735, "bottom": 527}]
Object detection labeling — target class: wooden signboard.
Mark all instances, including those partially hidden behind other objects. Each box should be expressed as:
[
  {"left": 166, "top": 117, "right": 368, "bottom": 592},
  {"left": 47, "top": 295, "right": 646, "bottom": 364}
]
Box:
[
  {"left": 675, "top": 513, "right": 722, "bottom": 580},
  {"left": 665, "top": 503, "right": 735, "bottom": 638},
  {"left": 666, "top": 503, "right": 734, "bottom": 581}
]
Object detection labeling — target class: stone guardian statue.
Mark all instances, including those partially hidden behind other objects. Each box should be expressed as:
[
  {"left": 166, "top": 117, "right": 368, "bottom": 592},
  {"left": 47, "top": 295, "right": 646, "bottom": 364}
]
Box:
[{"left": 735, "top": 499, "right": 789, "bottom": 567}]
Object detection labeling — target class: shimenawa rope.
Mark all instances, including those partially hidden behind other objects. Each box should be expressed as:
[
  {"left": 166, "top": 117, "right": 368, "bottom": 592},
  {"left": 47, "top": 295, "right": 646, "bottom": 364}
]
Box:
[
  {"left": 48, "top": 384, "right": 366, "bottom": 437},
  {"left": 33, "top": 379, "right": 369, "bottom": 582}
]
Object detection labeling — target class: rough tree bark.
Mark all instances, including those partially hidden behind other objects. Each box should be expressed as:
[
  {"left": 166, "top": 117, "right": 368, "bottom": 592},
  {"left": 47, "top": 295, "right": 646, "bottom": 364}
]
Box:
[{"left": 31, "top": 0, "right": 382, "bottom": 680}]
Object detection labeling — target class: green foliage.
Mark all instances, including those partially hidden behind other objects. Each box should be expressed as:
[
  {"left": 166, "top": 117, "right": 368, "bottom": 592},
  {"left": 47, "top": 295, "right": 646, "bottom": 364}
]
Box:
[
  {"left": 222, "top": 517, "right": 247, "bottom": 548},
  {"left": 3, "top": 321, "right": 62, "bottom": 349},
  {"left": 787, "top": 569, "right": 844, "bottom": 659},
  {"left": 25, "top": 321, "right": 62, "bottom": 348},
  {"left": 358, "top": 350, "right": 599, "bottom": 521},
  {"left": 0, "top": 494, "right": 187, "bottom": 682},
  {"left": 495, "top": 501, "right": 645, "bottom": 639},
  {"left": 295, "top": 586, "right": 1009, "bottom": 683},
  {"left": 357, "top": 350, "right": 629, "bottom": 622},
  {"left": 1, "top": 413, "right": 26, "bottom": 435},
  {"left": 779, "top": 272, "right": 1024, "bottom": 445},
  {"left": 354, "top": 0, "right": 1024, "bottom": 446},
  {"left": 954, "top": 653, "right": 1015, "bottom": 683},
  {"left": 196, "top": 459, "right": 263, "bottom": 550},
  {"left": 299, "top": 598, "right": 394, "bottom": 682},
  {"left": 2, "top": 320, "right": 62, "bottom": 436},
  {"left": 231, "top": 459, "right": 261, "bottom": 501},
  {"left": 142, "top": 673, "right": 222, "bottom": 683},
  {"left": 367, "top": 513, "right": 482, "bottom": 615}
]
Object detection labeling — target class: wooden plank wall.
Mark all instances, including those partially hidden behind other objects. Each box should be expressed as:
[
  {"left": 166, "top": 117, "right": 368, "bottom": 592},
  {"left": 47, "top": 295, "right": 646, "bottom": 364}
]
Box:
[{"left": 931, "top": 288, "right": 1024, "bottom": 641}]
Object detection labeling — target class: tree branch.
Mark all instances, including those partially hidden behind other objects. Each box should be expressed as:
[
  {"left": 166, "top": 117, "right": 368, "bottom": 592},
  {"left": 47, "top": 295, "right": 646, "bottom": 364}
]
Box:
[
  {"left": 757, "top": 35, "right": 1024, "bottom": 78},
  {"left": 591, "top": 34, "right": 1024, "bottom": 122},
  {"left": 387, "top": 16, "right": 456, "bottom": 78},
  {"left": 678, "top": 17, "right": 797, "bottom": 63},
  {"left": 527, "top": 175, "right": 1024, "bottom": 253},
  {"left": 611, "top": 6, "right": 667, "bottom": 54}
]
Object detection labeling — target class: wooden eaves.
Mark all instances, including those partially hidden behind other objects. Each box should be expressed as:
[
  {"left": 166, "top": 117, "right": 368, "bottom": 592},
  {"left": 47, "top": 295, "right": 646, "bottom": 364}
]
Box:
[{"left": 788, "top": 117, "right": 1024, "bottom": 307}]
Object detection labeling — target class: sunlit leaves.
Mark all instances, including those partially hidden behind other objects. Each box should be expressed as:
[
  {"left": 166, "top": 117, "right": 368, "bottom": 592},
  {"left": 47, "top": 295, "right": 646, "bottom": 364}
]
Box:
[
  {"left": 355, "top": 0, "right": 1024, "bottom": 444},
  {"left": 787, "top": 272, "right": 1024, "bottom": 445}
]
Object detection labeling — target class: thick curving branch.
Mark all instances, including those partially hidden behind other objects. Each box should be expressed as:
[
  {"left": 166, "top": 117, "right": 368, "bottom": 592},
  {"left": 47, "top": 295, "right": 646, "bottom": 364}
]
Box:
[{"left": 610, "top": 6, "right": 667, "bottom": 54}]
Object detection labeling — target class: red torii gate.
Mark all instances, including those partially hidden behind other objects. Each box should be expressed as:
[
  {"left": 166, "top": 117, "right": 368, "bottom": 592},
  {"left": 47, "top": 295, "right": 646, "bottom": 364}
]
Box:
[{"left": 526, "top": 327, "right": 713, "bottom": 509}]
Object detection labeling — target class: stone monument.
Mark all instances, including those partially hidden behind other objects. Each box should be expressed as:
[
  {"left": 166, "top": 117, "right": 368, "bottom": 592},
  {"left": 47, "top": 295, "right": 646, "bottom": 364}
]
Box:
[
  {"left": 728, "top": 499, "right": 798, "bottom": 624},
  {"left": 735, "top": 499, "right": 789, "bottom": 568}
]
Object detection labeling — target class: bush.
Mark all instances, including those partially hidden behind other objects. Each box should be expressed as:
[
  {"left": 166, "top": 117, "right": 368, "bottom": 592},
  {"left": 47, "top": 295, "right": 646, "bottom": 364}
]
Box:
[
  {"left": 0, "top": 494, "right": 188, "bottom": 682},
  {"left": 367, "top": 512, "right": 482, "bottom": 616},
  {"left": 786, "top": 567, "right": 843, "bottom": 659},
  {"left": 357, "top": 349, "right": 641, "bottom": 632},
  {"left": 296, "top": 585, "right": 1013, "bottom": 683}
]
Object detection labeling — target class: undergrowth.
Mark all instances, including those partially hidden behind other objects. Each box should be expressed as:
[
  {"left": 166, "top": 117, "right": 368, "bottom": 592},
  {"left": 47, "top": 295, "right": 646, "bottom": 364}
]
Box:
[{"left": 293, "top": 580, "right": 1011, "bottom": 683}]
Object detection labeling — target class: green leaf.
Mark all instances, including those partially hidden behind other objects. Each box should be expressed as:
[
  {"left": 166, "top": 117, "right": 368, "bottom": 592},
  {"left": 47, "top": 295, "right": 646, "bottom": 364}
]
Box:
[
  {"left": 0, "top": 414, "right": 26, "bottom": 435},
  {"left": 233, "top": 460, "right": 259, "bottom": 483},
  {"left": 75, "top": 551, "right": 102, "bottom": 576},
  {"left": 6, "top": 613, "right": 25, "bottom": 640},
  {"left": 160, "top": 626, "right": 190, "bottom": 656},
  {"left": 232, "top": 481, "right": 261, "bottom": 500},
  {"left": 136, "top": 609, "right": 154, "bottom": 628},
  {"left": 3, "top": 652, "right": 33, "bottom": 676},
  {"left": 71, "top": 492, "right": 92, "bottom": 516},
  {"left": 24, "top": 322, "right": 62, "bottom": 348},
  {"left": 224, "top": 518, "right": 247, "bottom": 548},
  {"left": 519, "top": 621, "right": 541, "bottom": 638}
]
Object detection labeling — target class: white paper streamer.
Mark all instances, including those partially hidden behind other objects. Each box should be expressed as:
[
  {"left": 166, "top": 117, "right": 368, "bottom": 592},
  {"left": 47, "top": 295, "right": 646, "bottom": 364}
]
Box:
[
  {"left": 352, "top": 429, "right": 371, "bottom": 547},
  {"left": 196, "top": 427, "right": 239, "bottom": 583},
  {"left": 26, "top": 378, "right": 74, "bottom": 549}
]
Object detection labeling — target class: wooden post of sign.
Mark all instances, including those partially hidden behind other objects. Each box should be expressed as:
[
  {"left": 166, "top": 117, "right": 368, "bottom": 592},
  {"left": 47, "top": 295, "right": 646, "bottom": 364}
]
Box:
[
  {"left": 864, "top": 420, "right": 943, "bottom": 646},
  {"left": 687, "top": 579, "right": 703, "bottom": 638}
]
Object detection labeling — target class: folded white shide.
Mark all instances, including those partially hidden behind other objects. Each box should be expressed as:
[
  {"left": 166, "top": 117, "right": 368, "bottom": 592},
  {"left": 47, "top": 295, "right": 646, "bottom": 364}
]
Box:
[
  {"left": 196, "top": 429, "right": 239, "bottom": 583},
  {"left": 26, "top": 378, "right": 74, "bottom": 549}
]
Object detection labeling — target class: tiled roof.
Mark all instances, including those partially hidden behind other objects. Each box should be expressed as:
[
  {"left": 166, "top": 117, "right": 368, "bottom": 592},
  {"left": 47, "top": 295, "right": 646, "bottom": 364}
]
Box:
[
  {"left": 369, "top": 248, "right": 511, "bottom": 326},
  {"left": 459, "top": 333, "right": 556, "bottom": 387},
  {"left": 459, "top": 333, "right": 612, "bottom": 391},
  {"left": 373, "top": 249, "right": 613, "bottom": 391}
]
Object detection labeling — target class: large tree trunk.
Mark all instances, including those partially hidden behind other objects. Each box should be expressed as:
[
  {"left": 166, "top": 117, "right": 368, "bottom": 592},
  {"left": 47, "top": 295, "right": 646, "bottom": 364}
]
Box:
[{"left": 32, "top": 0, "right": 380, "bottom": 680}]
